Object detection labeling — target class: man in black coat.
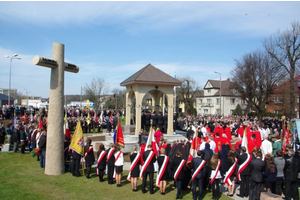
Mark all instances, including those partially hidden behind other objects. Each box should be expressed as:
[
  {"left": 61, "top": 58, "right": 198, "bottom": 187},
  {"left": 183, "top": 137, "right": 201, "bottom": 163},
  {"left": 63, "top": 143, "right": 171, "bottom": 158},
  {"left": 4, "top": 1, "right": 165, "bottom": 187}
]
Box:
[
  {"left": 12, "top": 124, "right": 20, "bottom": 152},
  {"left": 249, "top": 151, "right": 265, "bottom": 200},
  {"left": 151, "top": 112, "right": 158, "bottom": 128},
  {"left": 237, "top": 147, "right": 252, "bottom": 198},
  {"left": 191, "top": 150, "right": 206, "bottom": 200},
  {"left": 145, "top": 112, "right": 151, "bottom": 132},
  {"left": 284, "top": 149, "right": 300, "bottom": 200},
  {"left": 163, "top": 112, "right": 168, "bottom": 133},
  {"left": 142, "top": 144, "right": 156, "bottom": 194},
  {"left": 158, "top": 112, "right": 163, "bottom": 131}
]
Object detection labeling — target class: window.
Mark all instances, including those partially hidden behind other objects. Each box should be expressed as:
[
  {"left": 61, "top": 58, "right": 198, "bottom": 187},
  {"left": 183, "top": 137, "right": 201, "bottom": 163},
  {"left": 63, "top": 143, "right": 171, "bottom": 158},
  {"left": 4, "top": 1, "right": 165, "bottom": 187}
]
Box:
[
  {"left": 204, "top": 109, "right": 208, "bottom": 114},
  {"left": 231, "top": 98, "right": 235, "bottom": 104},
  {"left": 216, "top": 98, "right": 220, "bottom": 104},
  {"left": 274, "top": 96, "right": 282, "bottom": 103},
  {"left": 207, "top": 89, "right": 211, "bottom": 93},
  {"left": 207, "top": 99, "right": 211, "bottom": 104}
]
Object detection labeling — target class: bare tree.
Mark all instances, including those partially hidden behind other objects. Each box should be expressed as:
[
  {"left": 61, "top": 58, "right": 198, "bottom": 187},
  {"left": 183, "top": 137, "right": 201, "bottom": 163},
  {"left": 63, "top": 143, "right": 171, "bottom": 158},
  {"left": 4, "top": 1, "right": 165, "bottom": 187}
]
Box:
[
  {"left": 231, "top": 50, "right": 283, "bottom": 119},
  {"left": 83, "top": 77, "right": 109, "bottom": 109},
  {"left": 111, "top": 88, "right": 126, "bottom": 110},
  {"left": 264, "top": 21, "right": 300, "bottom": 117},
  {"left": 177, "top": 76, "right": 200, "bottom": 114}
]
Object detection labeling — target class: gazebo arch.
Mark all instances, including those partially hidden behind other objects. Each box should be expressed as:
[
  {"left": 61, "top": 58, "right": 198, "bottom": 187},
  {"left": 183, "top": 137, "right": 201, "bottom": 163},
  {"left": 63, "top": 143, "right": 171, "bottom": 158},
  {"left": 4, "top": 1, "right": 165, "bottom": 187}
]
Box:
[{"left": 120, "top": 64, "right": 181, "bottom": 135}]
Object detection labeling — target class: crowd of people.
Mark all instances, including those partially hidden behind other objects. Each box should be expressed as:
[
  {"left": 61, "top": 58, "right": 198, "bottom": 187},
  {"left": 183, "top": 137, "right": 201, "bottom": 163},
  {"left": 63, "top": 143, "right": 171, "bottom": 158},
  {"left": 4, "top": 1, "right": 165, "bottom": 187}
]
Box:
[{"left": 1, "top": 105, "right": 300, "bottom": 200}]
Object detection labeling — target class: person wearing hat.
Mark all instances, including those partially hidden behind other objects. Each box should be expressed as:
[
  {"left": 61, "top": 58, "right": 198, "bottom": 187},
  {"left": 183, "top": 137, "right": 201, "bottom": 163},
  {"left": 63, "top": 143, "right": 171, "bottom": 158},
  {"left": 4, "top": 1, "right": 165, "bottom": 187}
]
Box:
[{"left": 272, "top": 135, "right": 282, "bottom": 155}]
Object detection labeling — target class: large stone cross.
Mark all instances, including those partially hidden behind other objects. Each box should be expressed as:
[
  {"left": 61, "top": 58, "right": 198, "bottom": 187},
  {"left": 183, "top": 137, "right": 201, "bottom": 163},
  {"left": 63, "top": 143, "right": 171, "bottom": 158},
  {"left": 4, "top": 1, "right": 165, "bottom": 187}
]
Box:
[{"left": 32, "top": 42, "right": 79, "bottom": 175}]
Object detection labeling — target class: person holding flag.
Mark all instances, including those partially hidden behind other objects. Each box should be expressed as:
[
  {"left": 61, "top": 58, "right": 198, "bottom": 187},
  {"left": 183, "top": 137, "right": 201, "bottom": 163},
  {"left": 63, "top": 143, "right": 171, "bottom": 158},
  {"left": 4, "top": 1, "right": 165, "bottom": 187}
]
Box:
[
  {"left": 69, "top": 120, "right": 85, "bottom": 177},
  {"left": 128, "top": 145, "right": 141, "bottom": 192},
  {"left": 191, "top": 150, "right": 206, "bottom": 200},
  {"left": 140, "top": 144, "right": 156, "bottom": 194}
]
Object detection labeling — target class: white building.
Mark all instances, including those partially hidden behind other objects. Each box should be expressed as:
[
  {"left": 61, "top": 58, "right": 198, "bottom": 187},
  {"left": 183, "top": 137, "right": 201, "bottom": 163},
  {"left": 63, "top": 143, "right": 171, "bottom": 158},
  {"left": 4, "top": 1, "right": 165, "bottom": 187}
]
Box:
[{"left": 196, "top": 79, "right": 245, "bottom": 116}]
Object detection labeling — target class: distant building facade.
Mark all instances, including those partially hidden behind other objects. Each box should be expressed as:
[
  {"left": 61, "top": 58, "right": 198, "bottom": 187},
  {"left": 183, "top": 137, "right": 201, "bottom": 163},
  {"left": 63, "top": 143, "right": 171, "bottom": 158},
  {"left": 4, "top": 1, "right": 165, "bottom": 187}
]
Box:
[{"left": 196, "top": 79, "right": 245, "bottom": 116}]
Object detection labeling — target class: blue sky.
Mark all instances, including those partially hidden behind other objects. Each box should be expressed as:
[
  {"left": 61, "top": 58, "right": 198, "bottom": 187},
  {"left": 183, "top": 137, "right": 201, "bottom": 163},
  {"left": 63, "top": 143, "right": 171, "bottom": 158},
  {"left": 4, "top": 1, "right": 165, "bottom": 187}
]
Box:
[{"left": 0, "top": 1, "right": 299, "bottom": 98}]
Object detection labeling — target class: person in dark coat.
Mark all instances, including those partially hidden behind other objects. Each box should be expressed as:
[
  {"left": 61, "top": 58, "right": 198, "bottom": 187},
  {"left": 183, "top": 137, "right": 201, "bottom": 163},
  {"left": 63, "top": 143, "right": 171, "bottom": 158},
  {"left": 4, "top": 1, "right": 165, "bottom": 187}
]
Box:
[
  {"left": 283, "top": 149, "right": 300, "bottom": 200},
  {"left": 151, "top": 112, "right": 158, "bottom": 128},
  {"left": 72, "top": 150, "right": 82, "bottom": 177},
  {"left": 191, "top": 150, "right": 206, "bottom": 200},
  {"left": 142, "top": 144, "right": 156, "bottom": 194},
  {"left": 157, "top": 148, "right": 169, "bottom": 195},
  {"left": 144, "top": 112, "right": 151, "bottom": 132},
  {"left": 96, "top": 143, "right": 106, "bottom": 182},
  {"left": 225, "top": 150, "right": 237, "bottom": 196},
  {"left": 38, "top": 130, "right": 47, "bottom": 168},
  {"left": 202, "top": 143, "right": 213, "bottom": 190},
  {"left": 171, "top": 151, "right": 186, "bottom": 199},
  {"left": 84, "top": 139, "right": 95, "bottom": 179},
  {"left": 0, "top": 124, "right": 6, "bottom": 144},
  {"left": 106, "top": 143, "right": 115, "bottom": 184},
  {"left": 237, "top": 146, "right": 252, "bottom": 198},
  {"left": 12, "top": 124, "right": 20, "bottom": 152},
  {"left": 249, "top": 150, "right": 265, "bottom": 200},
  {"left": 157, "top": 112, "right": 163, "bottom": 131},
  {"left": 218, "top": 144, "right": 229, "bottom": 178},
  {"left": 129, "top": 145, "right": 140, "bottom": 191},
  {"left": 162, "top": 112, "right": 168, "bottom": 133}
]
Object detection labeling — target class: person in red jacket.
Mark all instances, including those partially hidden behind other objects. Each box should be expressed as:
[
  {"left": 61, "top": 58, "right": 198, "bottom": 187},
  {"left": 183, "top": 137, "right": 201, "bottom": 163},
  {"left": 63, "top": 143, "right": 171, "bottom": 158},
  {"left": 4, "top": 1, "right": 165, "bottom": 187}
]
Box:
[{"left": 214, "top": 133, "right": 222, "bottom": 153}]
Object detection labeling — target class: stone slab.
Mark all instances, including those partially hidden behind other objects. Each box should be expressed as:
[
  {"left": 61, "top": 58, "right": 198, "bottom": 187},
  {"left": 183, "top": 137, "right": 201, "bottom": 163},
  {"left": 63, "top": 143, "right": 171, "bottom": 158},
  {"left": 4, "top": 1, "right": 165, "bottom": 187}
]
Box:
[
  {"left": 261, "top": 192, "right": 282, "bottom": 200},
  {"left": 2, "top": 144, "right": 10, "bottom": 152}
]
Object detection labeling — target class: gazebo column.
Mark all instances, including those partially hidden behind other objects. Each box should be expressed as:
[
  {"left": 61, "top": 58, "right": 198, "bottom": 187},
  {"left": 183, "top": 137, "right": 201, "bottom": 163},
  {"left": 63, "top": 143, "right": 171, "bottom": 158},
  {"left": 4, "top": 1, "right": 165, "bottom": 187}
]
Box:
[
  {"left": 135, "top": 91, "right": 144, "bottom": 135},
  {"left": 125, "top": 90, "right": 131, "bottom": 126},
  {"left": 166, "top": 93, "right": 174, "bottom": 135}
]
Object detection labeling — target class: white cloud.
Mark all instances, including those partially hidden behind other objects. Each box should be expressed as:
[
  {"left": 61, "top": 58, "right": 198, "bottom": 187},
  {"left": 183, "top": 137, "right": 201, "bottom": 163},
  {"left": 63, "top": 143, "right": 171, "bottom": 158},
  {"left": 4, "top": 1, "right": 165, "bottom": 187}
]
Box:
[{"left": 0, "top": 1, "right": 299, "bottom": 36}]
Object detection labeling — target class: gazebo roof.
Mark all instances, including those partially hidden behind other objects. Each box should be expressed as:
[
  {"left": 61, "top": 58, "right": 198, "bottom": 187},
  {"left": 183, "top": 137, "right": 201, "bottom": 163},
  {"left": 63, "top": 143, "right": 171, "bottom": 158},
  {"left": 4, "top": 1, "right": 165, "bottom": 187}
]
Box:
[{"left": 120, "top": 64, "right": 181, "bottom": 86}]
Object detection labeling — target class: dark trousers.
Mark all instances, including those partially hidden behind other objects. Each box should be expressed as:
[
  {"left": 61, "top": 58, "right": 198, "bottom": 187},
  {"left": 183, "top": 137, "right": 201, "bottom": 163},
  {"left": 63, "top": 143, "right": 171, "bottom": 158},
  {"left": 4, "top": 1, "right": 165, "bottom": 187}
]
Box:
[
  {"left": 192, "top": 178, "right": 204, "bottom": 200},
  {"left": 240, "top": 175, "right": 250, "bottom": 197},
  {"left": 86, "top": 165, "right": 91, "bottom": 178},
  {"left": 249, "top": 180, "right": 262, "bottom": 200},
  {"left": 40, "top": 150, "right": 46, "bottom": 168},
  {"left": 73, "top": 157, "right": 81, "bottom": 176},
  {"left": 98, "top": 169, "right": 105, "bottom": 181},
  {"left": 284, "top": 180, "right": 299, "bottom": 200},
  {"left": 21, "top": 144, "right": 25, "bottom": 153},
  {"left": 275, "top": 177, "right": 283, "bottom": 195},
  {"left": 107, "top": 166, "right": 114, "bottom": 184},
  {"left": 176, "top": 179, "right": 183, "bottom": 198},
  {"left": 211, "top": 179, "right": 220, "bottom": 199},
  {"left": 142, "top": 171, "right": 154, "bottom": 192}
]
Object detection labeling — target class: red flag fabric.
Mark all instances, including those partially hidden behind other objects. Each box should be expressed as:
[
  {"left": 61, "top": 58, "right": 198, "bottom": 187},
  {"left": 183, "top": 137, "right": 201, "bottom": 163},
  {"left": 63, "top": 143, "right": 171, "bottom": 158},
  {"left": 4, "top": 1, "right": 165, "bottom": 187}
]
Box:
[
  {"left": 110, "top": 113, "right": 113, "bottom": 124},
  {"left": 38, "top": 117, "right": 43, "bottom": 129},
  {"left": 187, "top": 136, "right": 200, "bottom": 168},
  {"left": 24, "top": 113, "right": 27, "bottom": 123},
  {"left": 64, "top": 120, "right": 71, "bottom": 139},
  {"left": 116, "top": 123, "right": 124, "bottom": 147}
]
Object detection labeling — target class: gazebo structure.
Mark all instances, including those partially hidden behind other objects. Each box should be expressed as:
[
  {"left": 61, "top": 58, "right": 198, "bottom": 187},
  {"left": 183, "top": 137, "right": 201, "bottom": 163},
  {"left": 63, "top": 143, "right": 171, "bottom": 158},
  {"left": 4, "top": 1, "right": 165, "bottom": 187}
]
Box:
[{"left": 120, "top": 64, "right": 181, "bottom": 135}]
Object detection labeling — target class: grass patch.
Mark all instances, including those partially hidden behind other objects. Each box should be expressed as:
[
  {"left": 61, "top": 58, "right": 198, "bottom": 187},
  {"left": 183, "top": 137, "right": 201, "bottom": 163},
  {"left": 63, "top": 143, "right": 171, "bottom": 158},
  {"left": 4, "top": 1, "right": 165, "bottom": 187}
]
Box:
[{"left": 0, "top": 152, "right": 232, "bottom": 200}]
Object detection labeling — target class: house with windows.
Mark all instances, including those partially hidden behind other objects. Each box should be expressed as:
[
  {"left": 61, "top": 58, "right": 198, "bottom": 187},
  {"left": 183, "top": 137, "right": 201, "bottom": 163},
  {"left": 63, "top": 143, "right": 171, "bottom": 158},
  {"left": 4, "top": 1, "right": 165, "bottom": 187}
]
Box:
[
  {"left": 196, "top": 79, "right": 245, "bottom": 116},
  {"left": 266, "top": 75, "right": 300, "bottom": 117}
]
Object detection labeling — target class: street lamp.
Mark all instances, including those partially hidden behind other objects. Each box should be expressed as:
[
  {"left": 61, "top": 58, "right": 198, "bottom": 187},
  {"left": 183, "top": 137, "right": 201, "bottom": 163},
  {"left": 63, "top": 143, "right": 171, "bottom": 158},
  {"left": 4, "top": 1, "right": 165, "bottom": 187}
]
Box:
[
  {"left": 214, "top": 71, "right": 222, "bottom": 115},
  {"left": 5, "top": 54, "right": 21, "bottom": 106},
  {"left": 24, "top": 89, "right": 31, "bottom": 108}
]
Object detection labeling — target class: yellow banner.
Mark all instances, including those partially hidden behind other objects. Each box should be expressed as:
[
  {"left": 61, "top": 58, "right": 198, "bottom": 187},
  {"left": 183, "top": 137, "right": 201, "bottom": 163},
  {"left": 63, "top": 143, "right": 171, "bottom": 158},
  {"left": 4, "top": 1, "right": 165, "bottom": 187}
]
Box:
[{"left": 69, "top": 121, "right": 84, "bottom": 156}]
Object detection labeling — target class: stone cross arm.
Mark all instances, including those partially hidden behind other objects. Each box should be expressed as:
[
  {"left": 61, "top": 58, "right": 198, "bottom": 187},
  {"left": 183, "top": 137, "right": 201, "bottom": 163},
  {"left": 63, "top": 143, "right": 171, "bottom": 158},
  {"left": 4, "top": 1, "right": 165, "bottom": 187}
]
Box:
[{"left": 32, "top": 55, "right": 79, "bottom": 73}]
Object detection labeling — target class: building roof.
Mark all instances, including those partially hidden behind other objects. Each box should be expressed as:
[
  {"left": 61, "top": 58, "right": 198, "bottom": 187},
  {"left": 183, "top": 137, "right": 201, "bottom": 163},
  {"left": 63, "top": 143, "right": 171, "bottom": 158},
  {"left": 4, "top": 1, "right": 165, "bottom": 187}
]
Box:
[
  {"left": 204, "top": 79, "right": 236, "bottom": 97},
  {"left": 0, "top": 93, "right": 15, "bottom": 101},
  {"left": 120, "top": 64, "right": 181, "bottom": 86}
]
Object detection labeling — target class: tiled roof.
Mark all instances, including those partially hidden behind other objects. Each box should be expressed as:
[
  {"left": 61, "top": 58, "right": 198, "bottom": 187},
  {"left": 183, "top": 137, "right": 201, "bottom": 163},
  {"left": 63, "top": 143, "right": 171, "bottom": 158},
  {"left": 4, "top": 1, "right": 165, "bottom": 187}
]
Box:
[
  {"left": 205, "top": 79, "right": 235, "bottom": 96},
  {"left": 120, "top": 64, "right": 181, "bottom": 86}
]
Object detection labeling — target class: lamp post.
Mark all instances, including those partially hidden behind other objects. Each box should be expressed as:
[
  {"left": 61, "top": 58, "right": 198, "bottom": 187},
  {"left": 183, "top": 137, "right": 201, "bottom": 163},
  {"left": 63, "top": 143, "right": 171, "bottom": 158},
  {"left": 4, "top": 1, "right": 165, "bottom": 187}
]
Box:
[
  {"left": 5, "top": 54, "right": 21, "bottom": 106},
  {"left": 214, "top": 71, "right": 222, "bottom": 115},
  {"left": 24, "top": 89, "right": 31, "bottom": 108}
]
